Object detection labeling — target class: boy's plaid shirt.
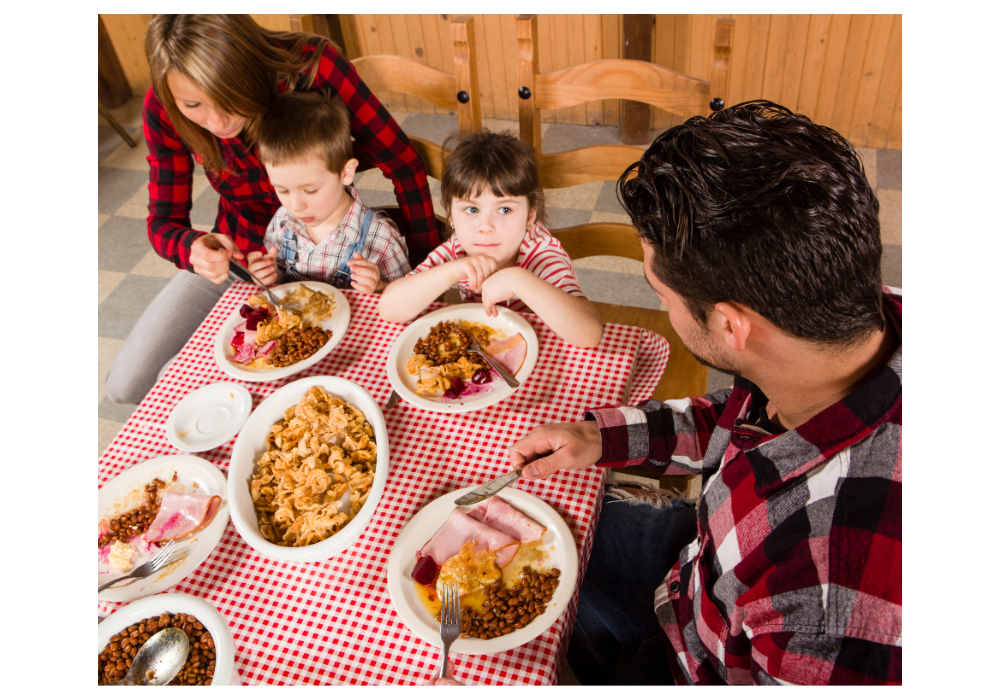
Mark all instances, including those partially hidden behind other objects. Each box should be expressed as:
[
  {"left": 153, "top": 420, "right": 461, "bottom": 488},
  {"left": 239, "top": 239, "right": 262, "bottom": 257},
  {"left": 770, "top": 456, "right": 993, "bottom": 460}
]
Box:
[
  {"left": 587, "top": 290, "right": 902, "bottom": 685},
  {"left": 143, "top": 40, "right": 438, "bottom": 272},
  {"left": 263, "top": 186, "right": 410, "bottom": 287}
]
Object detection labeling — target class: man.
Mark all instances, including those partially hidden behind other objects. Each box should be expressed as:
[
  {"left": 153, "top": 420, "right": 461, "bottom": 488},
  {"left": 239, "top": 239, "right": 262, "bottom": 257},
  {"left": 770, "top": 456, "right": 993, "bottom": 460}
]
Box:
[{"left": 508, "top": 101, "right": 902, "bottom": 685}]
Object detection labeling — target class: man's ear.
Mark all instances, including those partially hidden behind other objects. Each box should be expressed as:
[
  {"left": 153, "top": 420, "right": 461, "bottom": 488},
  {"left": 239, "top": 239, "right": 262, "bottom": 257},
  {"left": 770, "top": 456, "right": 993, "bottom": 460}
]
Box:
[
  {"left": 340, "top": 158, "right": 360, "bottom": 186},
  {"left": 715, "top": 302, "right": 751, "bottom": 352}
]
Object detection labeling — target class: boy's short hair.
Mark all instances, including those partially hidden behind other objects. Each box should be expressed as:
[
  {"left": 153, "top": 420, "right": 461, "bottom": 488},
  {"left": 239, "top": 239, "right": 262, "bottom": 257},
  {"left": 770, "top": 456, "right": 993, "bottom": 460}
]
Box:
[
  {"left": 620, "top": 100, "right": 884, "bottom": 346},
  {"left": 257, "top": 91, "right": 353, "bottom": 174},
  {"left": 440, "top": 130, "right": 546, "bottom": 225}
]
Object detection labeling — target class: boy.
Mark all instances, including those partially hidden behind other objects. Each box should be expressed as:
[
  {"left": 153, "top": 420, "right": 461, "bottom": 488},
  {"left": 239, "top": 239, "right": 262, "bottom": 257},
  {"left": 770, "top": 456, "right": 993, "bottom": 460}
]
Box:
[{"left": 248, "top": 91, "right": 410, "bottom": 293}]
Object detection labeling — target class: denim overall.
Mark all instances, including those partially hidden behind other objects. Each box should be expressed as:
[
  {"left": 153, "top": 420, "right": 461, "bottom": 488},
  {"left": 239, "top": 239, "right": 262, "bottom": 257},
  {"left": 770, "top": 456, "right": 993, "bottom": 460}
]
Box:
[{"left": 280, "top": 207, "right": 378, "bottom": 289}]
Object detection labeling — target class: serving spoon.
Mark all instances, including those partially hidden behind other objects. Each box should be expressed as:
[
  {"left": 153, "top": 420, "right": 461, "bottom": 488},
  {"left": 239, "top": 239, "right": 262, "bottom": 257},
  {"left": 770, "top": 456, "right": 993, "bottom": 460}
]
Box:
[{"left": 109, "top": 628, "right": 190, "bottom": 686}]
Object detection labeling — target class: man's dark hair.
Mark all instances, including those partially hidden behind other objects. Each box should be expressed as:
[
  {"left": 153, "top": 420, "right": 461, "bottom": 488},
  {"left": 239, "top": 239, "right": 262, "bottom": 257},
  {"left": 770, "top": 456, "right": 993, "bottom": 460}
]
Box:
[{"left": 619, "top": 100, "right": 884, "bottom": 345}]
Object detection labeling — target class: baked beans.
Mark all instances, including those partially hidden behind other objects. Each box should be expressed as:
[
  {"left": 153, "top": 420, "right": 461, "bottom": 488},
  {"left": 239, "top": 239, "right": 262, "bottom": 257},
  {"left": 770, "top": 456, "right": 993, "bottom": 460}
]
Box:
[
  {"left": 453, "top": 566, "right": 561, "bottom": 640},
  {"left": 270, "top": 326, "right": 332, "bottom": 368},
  {"left": 413, "top": 321, "right": 490, "bottom": 369},
  {"left": 97, "top": 613, "right": 217, "bottom": 686},
  {"left": 98, "top": 476, "right": 174, "bottom": 549}
]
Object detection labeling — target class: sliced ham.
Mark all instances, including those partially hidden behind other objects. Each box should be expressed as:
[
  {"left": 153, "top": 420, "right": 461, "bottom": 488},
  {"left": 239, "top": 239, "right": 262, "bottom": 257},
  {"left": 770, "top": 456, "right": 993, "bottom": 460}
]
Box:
[
  {"left": 466, "top": 496, "right": 546, "bottom": 543},
  {"left": 419, "top": 509, "right": 519, "bottom": 568},
  {"left": 485, "top": 333, "right": 527, "bottom": 375},
  {"left": 145, "top": 492, "right": 222, "bottom": 542}
]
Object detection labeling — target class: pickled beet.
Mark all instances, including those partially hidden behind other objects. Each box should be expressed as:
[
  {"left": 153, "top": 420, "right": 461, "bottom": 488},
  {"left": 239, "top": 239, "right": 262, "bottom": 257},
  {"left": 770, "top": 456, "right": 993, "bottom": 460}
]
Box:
[
  {"left": 411, "top": 554, "right": 438, "bottom": 585},
  {"left": 232, "top": 331, "right": 245, "bottom": 348},
  {"left": 471, "top": 369, "right": 491, "bottom": 385},
  {"left": 442, "top": 377, "right": 466, "bottom": 400},
  {"left": 246, "top": 312, "right": 265, "bottom": 329},
  {"left": 239, "top": 304, "right": 254, "bottom": 319}
]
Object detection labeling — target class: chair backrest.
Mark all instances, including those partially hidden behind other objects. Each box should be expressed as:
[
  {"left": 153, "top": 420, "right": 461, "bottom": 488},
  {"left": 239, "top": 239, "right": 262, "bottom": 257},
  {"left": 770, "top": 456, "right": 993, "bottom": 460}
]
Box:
[
  {"left": 351, "top": 15, "right": 481, "bottom": 181},
  {"left": 516, "top": 14, "right": 733, "bottom": 188}
]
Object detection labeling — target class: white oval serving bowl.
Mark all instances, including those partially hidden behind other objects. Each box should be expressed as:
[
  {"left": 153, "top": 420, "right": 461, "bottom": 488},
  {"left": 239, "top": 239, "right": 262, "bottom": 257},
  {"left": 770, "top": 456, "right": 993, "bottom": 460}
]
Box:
[
  {"left": 97, "top": 592, "right": 237, "bottom": 686},
  {"left": 227, "top": 376, "right": 390, "bottom": 562}
]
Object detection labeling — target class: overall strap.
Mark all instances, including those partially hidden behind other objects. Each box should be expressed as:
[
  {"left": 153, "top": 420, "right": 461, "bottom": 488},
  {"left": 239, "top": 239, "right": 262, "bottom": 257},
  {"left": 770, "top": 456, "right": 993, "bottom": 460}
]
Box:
[{"left": 334, "top": 206, "right": 379, "bottom": 284}]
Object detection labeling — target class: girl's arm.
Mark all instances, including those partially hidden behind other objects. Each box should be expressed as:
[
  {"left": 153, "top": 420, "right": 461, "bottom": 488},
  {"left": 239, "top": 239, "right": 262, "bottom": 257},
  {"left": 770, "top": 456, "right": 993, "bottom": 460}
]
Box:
[
  {"left": 481, "top": 267, "right": 604, "bottom": 347},
  {"left": 379, "top": 256, "right": 498, "bottom": 323}
]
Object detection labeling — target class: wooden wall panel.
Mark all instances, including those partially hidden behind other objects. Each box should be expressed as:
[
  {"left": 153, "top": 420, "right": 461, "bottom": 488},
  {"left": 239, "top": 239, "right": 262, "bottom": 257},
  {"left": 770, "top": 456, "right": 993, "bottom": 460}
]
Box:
[{"left": 102, "top": 13, "right": 902, "bottom": 148}]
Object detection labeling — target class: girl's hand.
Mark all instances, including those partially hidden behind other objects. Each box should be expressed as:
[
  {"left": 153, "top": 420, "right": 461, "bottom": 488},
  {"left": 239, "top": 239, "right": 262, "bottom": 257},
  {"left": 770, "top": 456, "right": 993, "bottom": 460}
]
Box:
[
  {"left": 426, "top": 661, "right": 464, "bottom": 686},
  {"left": 190, "top": 233, "right": 243, "bottom": 283},
  {"left": 347, "top": 253, "right": 384, "bottom": 294},
  {"left": 480, "top": 267, "right": 521, "bottom": 317},
  {"left": 246, "top": 246, "right": 279, "bottom": 286},
  {"left": 451, "top": 256, "right": 498, "bottom": 291}
]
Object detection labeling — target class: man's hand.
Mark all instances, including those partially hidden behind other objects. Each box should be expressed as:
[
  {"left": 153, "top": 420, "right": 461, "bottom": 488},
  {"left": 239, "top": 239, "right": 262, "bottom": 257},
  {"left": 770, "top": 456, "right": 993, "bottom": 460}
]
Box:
[
  {"left": 426, "top": 660, "right": 464, "bottom": 686},
  {"left": 246, "top": 246, "right": 279, "bottom": 286},
  {"left": 451, "top": 255, "right": 497, "bottom": 291},
  {"left": 480, "top": 267, "right": 521, "bottom": 318},
  {"left": 347, "top": 253, "right": 384, "bottom": 294},
  {"left": 190, "top": 233, "right": 243, "bottom": 284},
  {"left": 509, "top": 421, "right": 603, "bottom": 480}
]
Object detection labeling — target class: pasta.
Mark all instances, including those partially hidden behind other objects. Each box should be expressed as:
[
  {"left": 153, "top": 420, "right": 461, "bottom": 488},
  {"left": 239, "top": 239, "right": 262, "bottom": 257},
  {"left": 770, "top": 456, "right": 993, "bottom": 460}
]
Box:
[{"left": 250, "top": 386, "right": 377, "bottom": 547}]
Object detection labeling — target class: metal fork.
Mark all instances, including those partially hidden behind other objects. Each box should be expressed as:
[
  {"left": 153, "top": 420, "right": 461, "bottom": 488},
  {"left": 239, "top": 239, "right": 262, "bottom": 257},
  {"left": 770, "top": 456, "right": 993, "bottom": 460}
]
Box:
[
  {"left": 228, "top": 257, "right": 305, "bottom": 316},
  {"left": 439, "top": 583, "right": 461, "bottom": 680},
  {"left": 98, "top": 540, "right": 186, "bottom": 592},
  {"left": 468, "top": 336, "right": 520, "bottom": 388}
]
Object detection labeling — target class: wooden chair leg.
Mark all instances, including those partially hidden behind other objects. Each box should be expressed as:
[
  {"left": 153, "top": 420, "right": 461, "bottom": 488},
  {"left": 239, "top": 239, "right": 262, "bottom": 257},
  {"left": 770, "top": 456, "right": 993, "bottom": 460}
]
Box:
[{"left": 99, "top": 103, "right": 136, "bottom": 149}]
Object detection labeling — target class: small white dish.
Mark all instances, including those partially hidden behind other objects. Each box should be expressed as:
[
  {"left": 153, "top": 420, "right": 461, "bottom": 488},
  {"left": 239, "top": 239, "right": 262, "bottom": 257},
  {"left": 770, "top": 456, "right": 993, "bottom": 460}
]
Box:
[
  {"left": 97, "top": 592, "right": 239, "bottom": 686},
  {"left": 213, "top": 280, "right": 351, "bottom": 382},
  {"left": 228, "top": 376, "right": 390, "bottom": 563},
  {"left": 165, "top": 382, "right": 252, "bottom": 452},
  {"left": 98, "top": 455, "right": 229, "bottom": 602},
  {"left": 386, "top": 486, "right": 579, "bottom": 654},
  {"left": 385, "top": 304, "right": 539, "bottom": 414}
]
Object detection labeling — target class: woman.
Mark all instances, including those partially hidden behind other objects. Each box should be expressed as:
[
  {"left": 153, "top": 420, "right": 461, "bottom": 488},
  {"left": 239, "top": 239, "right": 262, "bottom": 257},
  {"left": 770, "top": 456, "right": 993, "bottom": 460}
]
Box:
[{"left": 106, "top": 15, "right": 438, "bottom": 405}]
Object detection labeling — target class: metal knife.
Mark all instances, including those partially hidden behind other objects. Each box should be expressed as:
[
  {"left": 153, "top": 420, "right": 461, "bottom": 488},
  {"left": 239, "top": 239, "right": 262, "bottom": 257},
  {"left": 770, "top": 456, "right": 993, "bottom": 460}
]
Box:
[
  {"left": 454, "top": 468, "right": 523, "bottom": 506},
  {"left": 386, "top": 390, "right": 402, "bottom": 410}
]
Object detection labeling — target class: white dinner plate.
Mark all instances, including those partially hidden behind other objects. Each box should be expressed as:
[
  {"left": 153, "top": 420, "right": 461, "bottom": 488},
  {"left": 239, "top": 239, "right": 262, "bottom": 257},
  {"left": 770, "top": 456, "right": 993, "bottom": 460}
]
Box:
[
  {"left": 213, "top": 280, "right": 351, "bottom": 382},
  {"left": 385, "top": 304, "right": 539, "bottom": 413},
  {"left": 386, "top": 486, "right": 579, "bottom": 654},
  {"left": 97, "top": 593, "right": 238, "bottom": 685},
  {"left": 165, "top": 382, "right": 252, "bottom": 452},
  {"left": 98, "top": 455, "right": 230, "bottom": 602}
]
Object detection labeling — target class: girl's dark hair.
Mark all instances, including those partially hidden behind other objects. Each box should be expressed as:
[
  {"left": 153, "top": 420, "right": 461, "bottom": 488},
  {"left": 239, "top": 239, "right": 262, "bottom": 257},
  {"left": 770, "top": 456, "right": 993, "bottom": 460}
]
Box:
[
  {"left": 440, "top": 130, "right": 546, "bottom": 225},
  {"left": 619, "top": 100, "right": 884, "bottom": 346}
]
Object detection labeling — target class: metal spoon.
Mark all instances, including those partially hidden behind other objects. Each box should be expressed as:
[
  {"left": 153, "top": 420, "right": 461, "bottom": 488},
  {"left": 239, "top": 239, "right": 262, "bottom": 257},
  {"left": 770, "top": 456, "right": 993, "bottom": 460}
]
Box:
[{"left": 110, "top": 628, "right": 190, "bottom": 686}]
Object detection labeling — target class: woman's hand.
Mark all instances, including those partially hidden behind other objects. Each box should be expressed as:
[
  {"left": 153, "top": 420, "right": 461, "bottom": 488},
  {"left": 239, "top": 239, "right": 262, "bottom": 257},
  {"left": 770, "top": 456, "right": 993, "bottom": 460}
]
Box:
[
  {"left": 451, "top": 256, "right": 498, "bottom": 291},
  {"left": 347, "top": 253, "right": 384, "bottom": 294},
  {"left": 246, "top": 246, "right": 279, "bottom": 286},
  {"left": 509, "top": 421, "right": 603, "bottom": 479},
  {"left": 190, "top": 233, "right": 243, "bottom": 283}
]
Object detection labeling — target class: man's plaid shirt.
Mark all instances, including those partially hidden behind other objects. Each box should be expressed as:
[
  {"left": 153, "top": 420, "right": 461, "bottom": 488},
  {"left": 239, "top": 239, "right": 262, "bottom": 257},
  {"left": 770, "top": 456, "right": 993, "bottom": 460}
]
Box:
[
  {"left": 587, "top": 290, "right": 902, "bottom": 685},
  {"left": 263, "top": 186, "right": 410, "bottom": 288},
  {"left": 143, "top": 39, "right": 438, "bottom": 273}
]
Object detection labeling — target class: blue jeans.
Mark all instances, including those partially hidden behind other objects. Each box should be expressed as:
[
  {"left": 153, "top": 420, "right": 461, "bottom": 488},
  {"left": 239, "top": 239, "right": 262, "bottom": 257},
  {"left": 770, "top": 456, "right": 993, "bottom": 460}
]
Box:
[{"left": 567, "top": 490, "right": 697, "bottom": 685}]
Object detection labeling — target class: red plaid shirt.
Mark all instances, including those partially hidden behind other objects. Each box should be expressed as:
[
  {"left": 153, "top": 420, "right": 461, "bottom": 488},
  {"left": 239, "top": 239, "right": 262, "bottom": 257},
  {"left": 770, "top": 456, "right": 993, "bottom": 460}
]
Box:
[
  {"left": 587, "top": 290, "right": 902, "bottom": 685},
  {"left": 143, "top": 40, "right": 438, "bottom": 273}
]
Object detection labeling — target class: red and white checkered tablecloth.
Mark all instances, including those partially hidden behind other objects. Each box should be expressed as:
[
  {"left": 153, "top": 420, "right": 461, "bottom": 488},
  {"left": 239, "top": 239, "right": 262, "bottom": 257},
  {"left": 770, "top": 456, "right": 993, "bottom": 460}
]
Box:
[{"left": 97, "top": 282, "right": 670, "bottom": 685}]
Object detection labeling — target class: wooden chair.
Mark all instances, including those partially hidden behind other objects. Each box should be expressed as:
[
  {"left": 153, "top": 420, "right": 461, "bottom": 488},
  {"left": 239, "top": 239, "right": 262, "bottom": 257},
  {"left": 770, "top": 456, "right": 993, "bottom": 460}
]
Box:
[
  {"left": 351, "top": 15, "right": 481, "bottom": 181},
  {"left": 348, "top": 16, "right": 481, "bottom": 256},
  {"left": 515, "top": 16, "right": 734, "bottom": 500}
]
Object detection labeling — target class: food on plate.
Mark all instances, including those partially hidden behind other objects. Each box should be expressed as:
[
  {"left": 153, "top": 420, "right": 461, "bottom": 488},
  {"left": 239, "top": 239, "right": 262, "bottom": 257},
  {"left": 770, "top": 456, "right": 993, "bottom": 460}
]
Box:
[
  {"left": 411, "top": 496, "right": 559, "bottom": 640},
  {"left": 406, "top": 320, "right": 526, "bottom": 399},
  {"left": 108, "top": 540, "right": 138, "bottom": 573},
  {"left": 145, "top": 492, "right": 223, "bottom": 542},
  {"left": 98, "top": 473, "right": 219, "bottom": 574},
  {"left": 98, "top": 476, "right": 172, "bottom": 549},
  {"left": 225, "top": 286, "right": 335, "bottom": 369},
  {"left": 250, "top": 386, "right": 377, "bottom": 547},
  {"left": 98, "top": 612, "right": 217, "bottom": 685}
]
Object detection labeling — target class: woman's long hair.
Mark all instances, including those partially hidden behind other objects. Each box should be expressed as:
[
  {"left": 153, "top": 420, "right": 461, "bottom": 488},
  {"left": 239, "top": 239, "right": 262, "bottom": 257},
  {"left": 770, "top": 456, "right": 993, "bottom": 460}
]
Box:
[{"left": 145, "top": 14, "right": 334, "bottom": 173}]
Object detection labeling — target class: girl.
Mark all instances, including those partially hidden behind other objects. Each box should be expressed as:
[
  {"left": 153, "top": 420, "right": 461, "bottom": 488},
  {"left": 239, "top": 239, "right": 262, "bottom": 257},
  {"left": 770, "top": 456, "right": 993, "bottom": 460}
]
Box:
[
  {"left": 379, "top": 130, "right": 603, "bottom": 348},
  {"left": 106, "top": 15, "right": 437, "bottom": 405}
]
